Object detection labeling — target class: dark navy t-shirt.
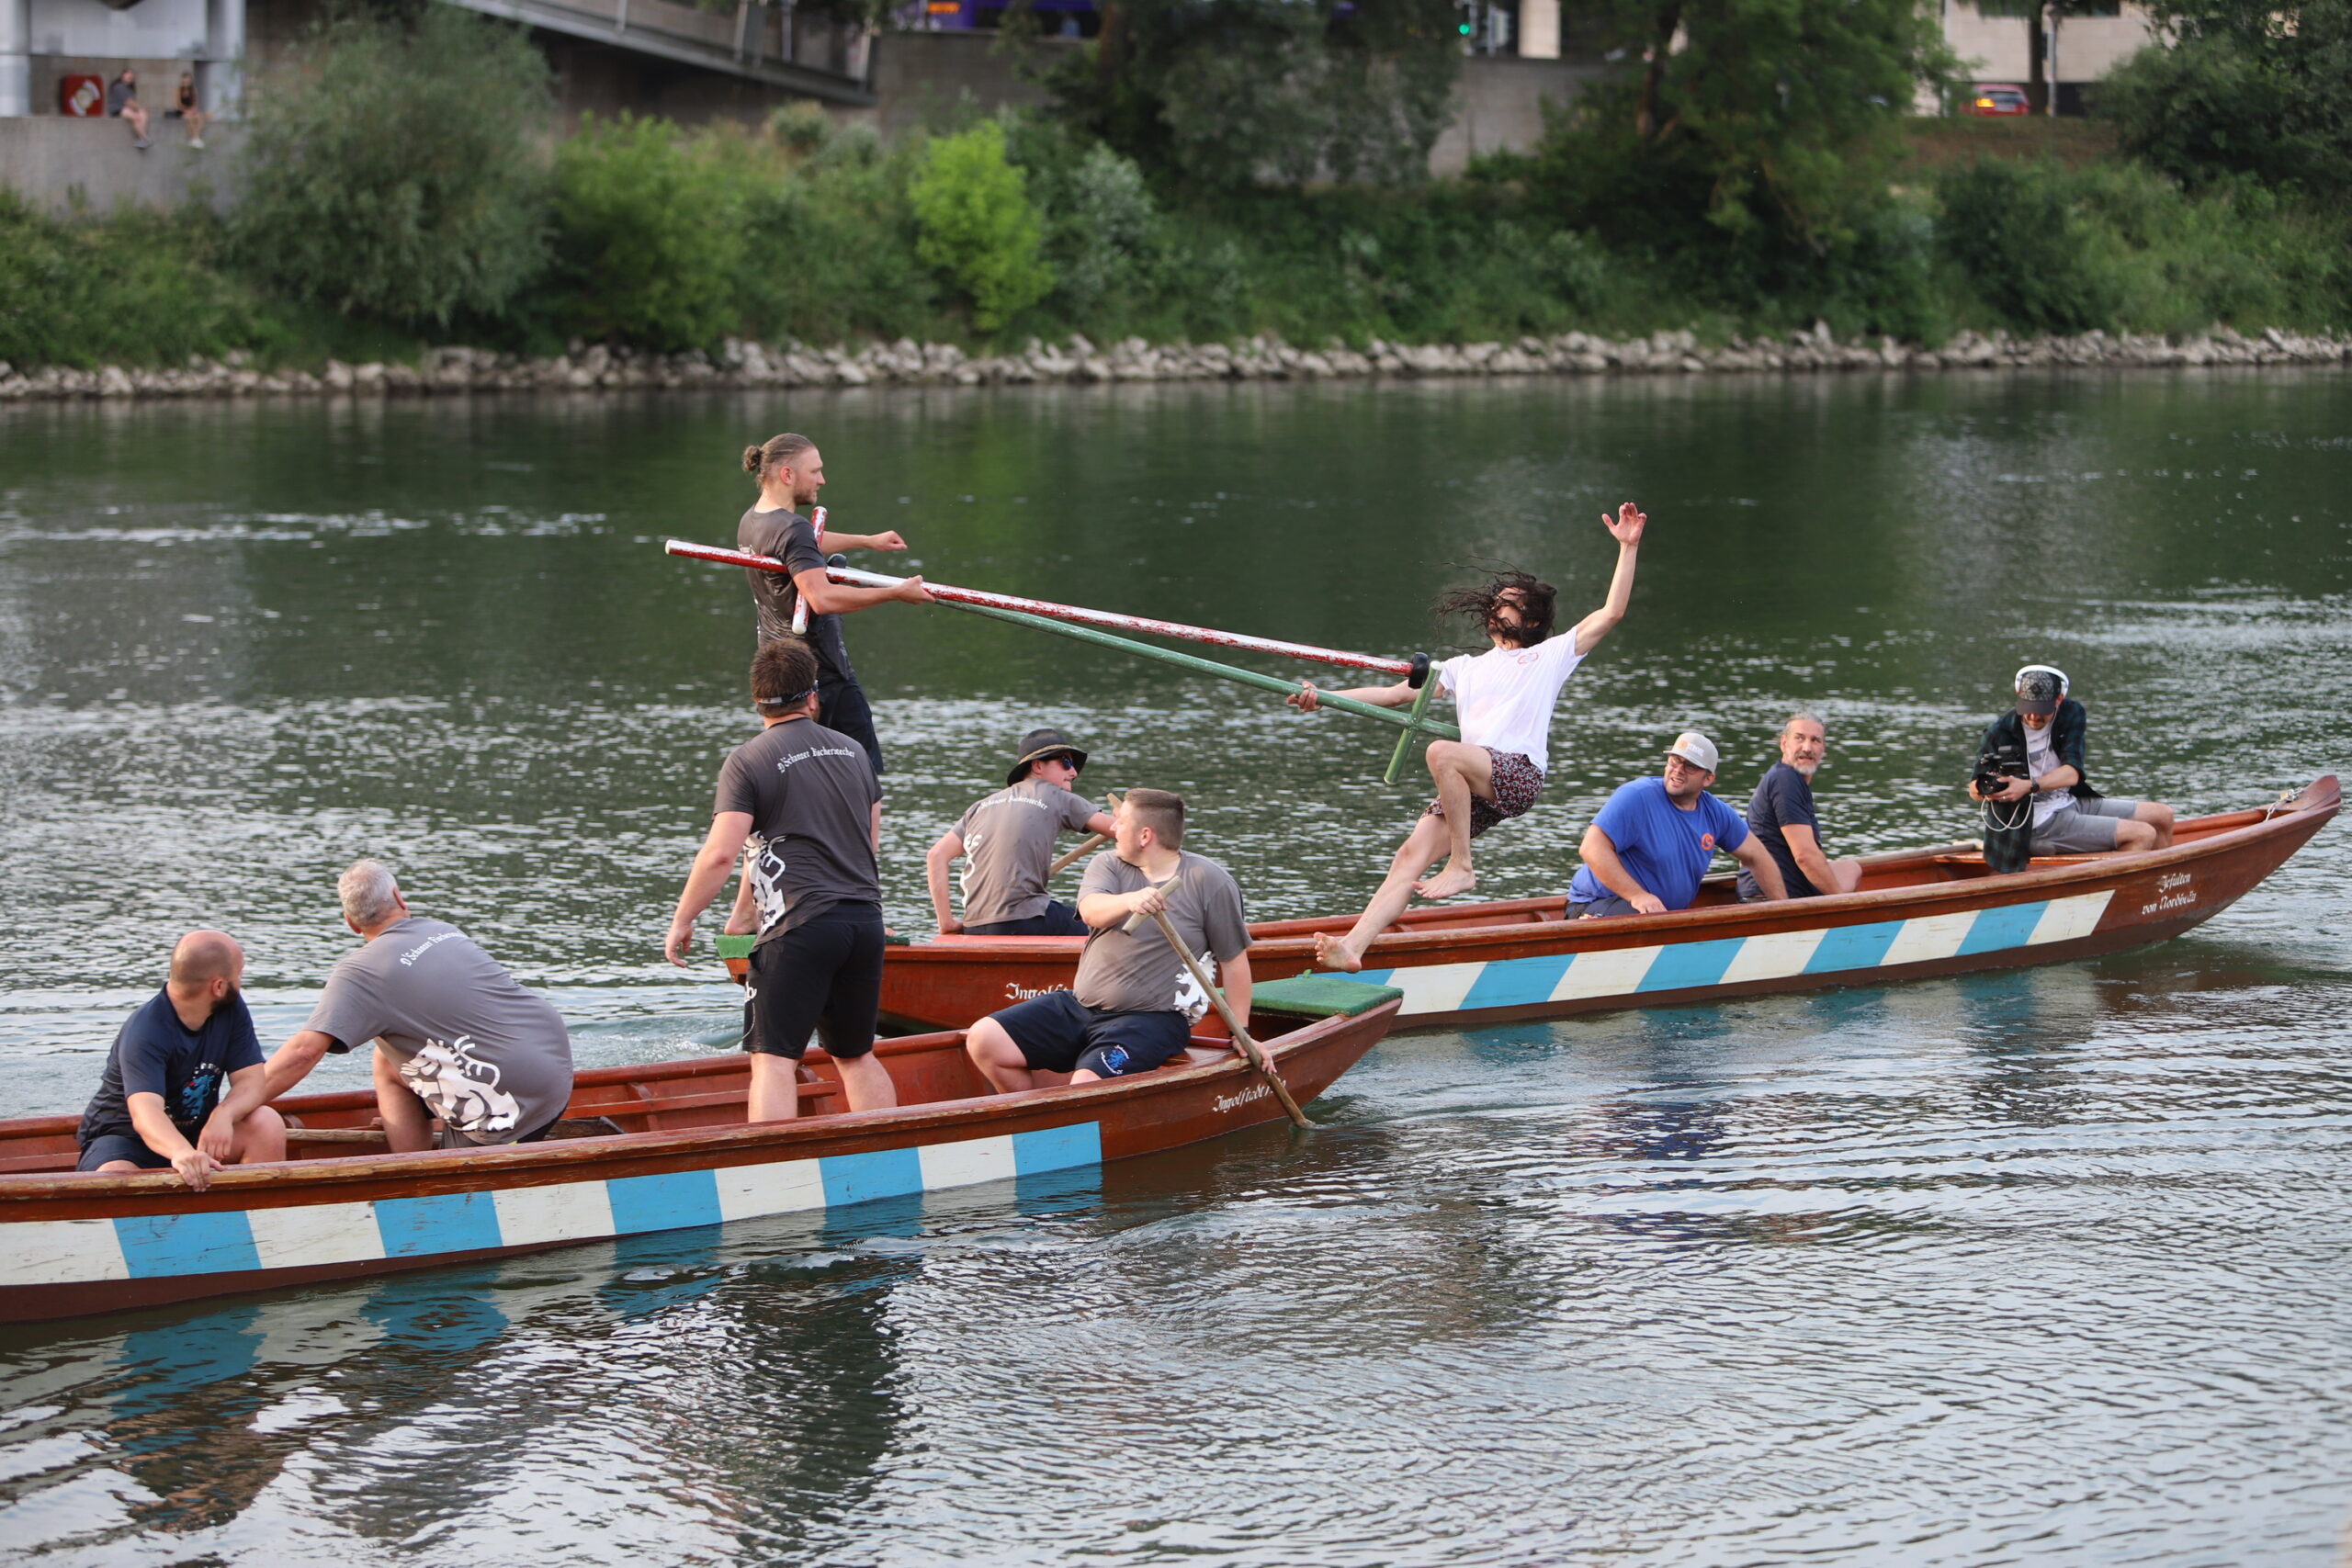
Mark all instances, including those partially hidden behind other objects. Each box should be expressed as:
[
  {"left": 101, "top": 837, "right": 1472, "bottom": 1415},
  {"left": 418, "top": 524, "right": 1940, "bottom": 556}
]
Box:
[
  {"left": 1739, "top": 761, "right": 1822, "bottom": 899},
  {"left": 1568, "top": 776, "right": 1749, "bottom": 911},
  {"left": 77, "top": 989, "right": 265, "bottom": 1148}
]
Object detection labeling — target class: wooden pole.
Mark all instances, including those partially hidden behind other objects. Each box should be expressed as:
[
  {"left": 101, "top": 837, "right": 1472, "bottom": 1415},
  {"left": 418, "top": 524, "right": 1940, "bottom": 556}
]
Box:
[
  {"left": 664, "top": 537, "right": 1415, "bottom": 676},
  {"left": 1383, "top": 654, "right": 1439, "bottom": 786},
  {"left": 1046, "top": 790, "right": 1120, "bottom": 877},
  {"left": 1145, "top": 908, "right": 1310, "bottom": 1130}
]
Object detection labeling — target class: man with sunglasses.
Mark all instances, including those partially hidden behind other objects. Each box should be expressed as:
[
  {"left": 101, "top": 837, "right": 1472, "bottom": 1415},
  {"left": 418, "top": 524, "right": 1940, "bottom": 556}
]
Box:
[
  {"left": 926, "top": 728, "right": 1118, "bottom": 936},
  {"left": 1969, "top": 666, "right": 2174, "bottom": 872}
]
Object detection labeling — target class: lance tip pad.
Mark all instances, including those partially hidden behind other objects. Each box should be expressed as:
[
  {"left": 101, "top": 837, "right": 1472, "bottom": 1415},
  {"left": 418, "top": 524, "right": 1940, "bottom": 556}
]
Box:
[
  {"left": 827, "top": 552, "right": 847, "bottom": 568},
  {"left": 1408, "top": 652, "right": 1431, "bottom": 690}
]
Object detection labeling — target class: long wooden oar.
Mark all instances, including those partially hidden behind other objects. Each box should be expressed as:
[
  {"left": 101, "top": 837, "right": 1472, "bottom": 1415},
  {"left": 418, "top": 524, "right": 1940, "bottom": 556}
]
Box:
[
  {"left": 664, "top": 538, "right": 1419, "bottom": 677},
  {"left": 1047, "top": 790, "right": 1121, "bottom": 878},
  {"left": 1116, "top": 875, "right": 1308, "bottom": 1129}
]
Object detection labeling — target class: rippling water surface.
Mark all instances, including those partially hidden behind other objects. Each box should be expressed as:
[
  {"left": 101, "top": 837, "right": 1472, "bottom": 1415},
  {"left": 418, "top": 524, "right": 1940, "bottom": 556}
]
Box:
[{"left": 1, "top": 371, "right": 2347, "bottom": 1564}]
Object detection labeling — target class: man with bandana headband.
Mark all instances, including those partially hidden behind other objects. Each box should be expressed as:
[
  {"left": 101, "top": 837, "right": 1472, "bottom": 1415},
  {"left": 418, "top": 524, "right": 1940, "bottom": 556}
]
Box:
[{"left": 1286, "top": 503, "right": 1650, "bottom": 972}]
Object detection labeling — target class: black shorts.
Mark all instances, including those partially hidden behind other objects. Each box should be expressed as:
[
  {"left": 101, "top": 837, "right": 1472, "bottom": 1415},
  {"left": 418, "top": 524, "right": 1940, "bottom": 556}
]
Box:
[
  {"left": 989, "top": 990, "right": 1192, "bottom": 1078},
  {"left": 77, "top": 1132, "right": 175, "bottom": 1171},
  {"left": 818, "top": 678, "right": 885, "bottom": 776},
  {"left": 745, "top": 905, "right": 886, "bottom": 1061},
  {"left": 966, "top": 901, "right": 1088, "bottom": 938}
]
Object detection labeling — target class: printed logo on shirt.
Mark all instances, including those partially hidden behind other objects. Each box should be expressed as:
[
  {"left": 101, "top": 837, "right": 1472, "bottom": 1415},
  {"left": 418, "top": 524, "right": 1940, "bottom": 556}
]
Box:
[
  {"left": 1172, "top": 951, "right": 1216, "bottom": 1023},
  {"left": 772, "top": 744, "right": 864, "bottom": 774},
  {"left": 748, "top": 833, "right": 790, "bottom": 932},
  {"left": 400, "top": 1036, "right": 523, "bottom": 1136},
  {"left": 1700, "top": 832, "right": 1717, "bottom": 851}
]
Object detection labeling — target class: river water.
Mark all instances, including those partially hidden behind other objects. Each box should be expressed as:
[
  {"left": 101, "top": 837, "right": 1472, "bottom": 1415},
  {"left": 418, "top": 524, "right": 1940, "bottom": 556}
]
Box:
[{"left": 0, "top": 370, "right": 2347, "bottom": 1564}]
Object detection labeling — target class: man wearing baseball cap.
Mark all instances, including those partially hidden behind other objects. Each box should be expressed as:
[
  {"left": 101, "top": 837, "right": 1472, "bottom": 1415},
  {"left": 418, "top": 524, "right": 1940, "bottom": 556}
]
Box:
[
  {"left": 925, "top": 728, "right": 1117, "bottom": 936},
  {"left": 1968, "top": 665, "right": 2173, "bottom": 874},
  {"left": 1567, "top": 732, "right": 1789, "bottom": 917}
]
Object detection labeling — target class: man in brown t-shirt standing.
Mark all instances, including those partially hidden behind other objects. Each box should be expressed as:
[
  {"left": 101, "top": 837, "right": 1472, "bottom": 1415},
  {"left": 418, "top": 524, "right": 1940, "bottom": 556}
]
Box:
[
  {"left": 736, "top": 432, "right": 930, "bottom": 775},
  {"left": 963, "top": 789, "right": 1252, "bottom": 1090},
  {"left": 666, "top": 638, "right": 897, "bottom": 1121},
  {"left": 925, "top": 727, "right": 1117, "bottom": 937}
]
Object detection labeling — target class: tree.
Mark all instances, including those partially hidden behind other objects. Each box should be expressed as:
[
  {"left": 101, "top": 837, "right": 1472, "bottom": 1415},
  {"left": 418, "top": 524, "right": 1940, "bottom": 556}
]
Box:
[
  {"left": 1038, "top": 0, "right": 1462, "bottom": 189},
  {"left": 233, "top": 4, "right": 555, "bottom": 327},
  {"left": 1540, "top": 0, "right": 1956, "bottom": 265},
  {"left": 2098, "top": 0, "right": 2352, "bottom": 201}
]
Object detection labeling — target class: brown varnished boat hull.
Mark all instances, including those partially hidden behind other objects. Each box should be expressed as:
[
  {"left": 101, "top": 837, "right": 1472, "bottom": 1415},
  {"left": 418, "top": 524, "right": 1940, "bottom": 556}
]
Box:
[
  {"left": 873, "top": 778, "right": 2338, "bottom": 1033},
  {"left": 0, "top": 1000, "right": 1397, "bottom": 1321}
]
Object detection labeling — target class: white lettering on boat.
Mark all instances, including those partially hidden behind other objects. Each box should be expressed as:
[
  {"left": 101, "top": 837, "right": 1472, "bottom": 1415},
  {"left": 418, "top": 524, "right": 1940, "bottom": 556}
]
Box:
[
  {"left": 1214, "top": 1083, "right": 1271, "bottom": 1115},
  {"left": 2140, "top": 872, "right": 2197, "bottom": 916},
  {"left": 1004, "top": 981, "right": 1071, "bottom": 1001}
]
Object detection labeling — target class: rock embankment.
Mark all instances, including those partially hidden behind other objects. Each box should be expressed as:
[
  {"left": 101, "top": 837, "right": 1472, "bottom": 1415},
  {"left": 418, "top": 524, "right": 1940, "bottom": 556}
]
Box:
[{"left": 3, "top": 324, "right": 2345, "bottom": 400}]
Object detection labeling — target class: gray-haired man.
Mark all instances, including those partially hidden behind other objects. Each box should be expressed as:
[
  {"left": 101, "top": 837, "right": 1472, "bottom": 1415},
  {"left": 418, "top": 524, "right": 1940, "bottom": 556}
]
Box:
[{"left": 264, "top": 861, "right": 575, "bottom": 1150}]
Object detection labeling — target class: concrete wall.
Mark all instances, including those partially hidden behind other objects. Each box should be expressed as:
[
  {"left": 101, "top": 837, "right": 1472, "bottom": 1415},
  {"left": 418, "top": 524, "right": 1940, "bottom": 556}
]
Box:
[
  {"left": 865, "top": 30, "right": 1065, "bottom": 143},
  {"left": 0, "top": 112, "right": 239, "bottom": 212},
  {"left": 1431, "top": 54, "right": 1600, "bottom": 175},
  {"left": 1943, "top": 2, "right": 2157, "bottom": 88}
]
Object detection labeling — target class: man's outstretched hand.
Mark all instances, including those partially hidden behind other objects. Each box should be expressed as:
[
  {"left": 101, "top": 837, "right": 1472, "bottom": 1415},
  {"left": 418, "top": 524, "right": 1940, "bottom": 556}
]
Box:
[{"left": 1604, "top": 502, "right": 1647, "bottom": 547}]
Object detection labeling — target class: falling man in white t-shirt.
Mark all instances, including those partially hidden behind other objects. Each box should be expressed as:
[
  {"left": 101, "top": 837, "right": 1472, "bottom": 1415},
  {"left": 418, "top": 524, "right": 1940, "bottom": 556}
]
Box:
[{"left": 1286, "top": 502, "right": 1648, "bottom": 971}]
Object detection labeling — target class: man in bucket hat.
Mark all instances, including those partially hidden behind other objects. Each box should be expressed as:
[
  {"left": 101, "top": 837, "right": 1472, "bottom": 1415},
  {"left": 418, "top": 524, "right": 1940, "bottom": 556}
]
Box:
[
  {"left": 926, "top": 728, "right": 1117, "bottom": 936},
  {"left": 1567, "top": 732, "right": 1790, "bottom": 918},
  {"left": 1969, "top": 665, "right": 2173, "bottom": 874}
]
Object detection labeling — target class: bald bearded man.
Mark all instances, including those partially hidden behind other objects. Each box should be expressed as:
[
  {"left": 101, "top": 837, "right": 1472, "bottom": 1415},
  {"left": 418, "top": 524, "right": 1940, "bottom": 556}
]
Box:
[{"left": 76, "top": 931, "right": 286, "bottom": 1190}]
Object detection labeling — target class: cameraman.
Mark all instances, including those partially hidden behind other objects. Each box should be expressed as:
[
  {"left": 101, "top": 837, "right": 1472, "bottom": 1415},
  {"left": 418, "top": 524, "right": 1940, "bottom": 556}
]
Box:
[{"left": 1968, "top": 666, "right": 2174, "bottom": 872}]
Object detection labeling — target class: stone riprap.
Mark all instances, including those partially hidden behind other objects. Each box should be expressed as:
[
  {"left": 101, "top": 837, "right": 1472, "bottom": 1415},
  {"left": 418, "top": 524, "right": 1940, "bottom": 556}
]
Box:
[{"left": 2, "top": 324, "right": 2346, "bottom": 400}]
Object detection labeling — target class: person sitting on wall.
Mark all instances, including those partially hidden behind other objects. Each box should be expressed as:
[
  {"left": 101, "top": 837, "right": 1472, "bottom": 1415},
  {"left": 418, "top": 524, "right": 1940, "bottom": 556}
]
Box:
[
  {"left": 76, "top": 931, "right": 284, "bottom": 1189},
  {"left": 105, "top": 69, "right": 151, "bottom": 150},
  {"left": 1739, "top": 712, "right": 1864, "bottom": 900},
  {"left": 1968, "top": 665, "right": 2175, "bottom": 874},
  {"left": 1567, "top": 732, "right": 1789, "bottom": 917},
  {"left": 169, "top": 72, "right": 207, "bottom": 150},
  {"left": 963, "top": 788, "right": 1250, "bottom": 1091},
  {"left": 926, "top": 727, "right": 1116, "bottom": 937}
]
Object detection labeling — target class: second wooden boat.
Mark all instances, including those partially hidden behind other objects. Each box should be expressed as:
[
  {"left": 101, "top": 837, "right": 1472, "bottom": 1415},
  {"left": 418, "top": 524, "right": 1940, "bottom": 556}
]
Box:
[{"left": 862, "top": 777, "right": 2338, "bottom": 1033}]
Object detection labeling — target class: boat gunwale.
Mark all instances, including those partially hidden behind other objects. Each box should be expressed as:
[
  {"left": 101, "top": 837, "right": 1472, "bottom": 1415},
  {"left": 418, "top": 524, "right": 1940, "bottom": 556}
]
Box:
[{"left": 0, "top": 1002, "right": 1397, "bottom": 1210}]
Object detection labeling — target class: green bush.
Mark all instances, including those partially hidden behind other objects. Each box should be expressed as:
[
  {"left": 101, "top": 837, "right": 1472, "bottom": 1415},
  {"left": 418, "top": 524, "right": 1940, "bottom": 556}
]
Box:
[
  {"left": 734, "top": 136, "right": 945, "bottom": 345},
  {"left": 550, "top": 114, "right": 754, "bottom": 350},
  {"left": 909, "top": 121, "right": 1053, "bottom": 333},
  {"left": 0, "top": 196, "right": 277, "bottom": 368},
  {"left": 2099, "top": 0, "right": 2352, "bottom": 204},
  {"left": 1936, "top": 160, "right": 2124, "bottom": 333},
  {"left": 233, "top": 5, "right": 554, "bottom": 328}
]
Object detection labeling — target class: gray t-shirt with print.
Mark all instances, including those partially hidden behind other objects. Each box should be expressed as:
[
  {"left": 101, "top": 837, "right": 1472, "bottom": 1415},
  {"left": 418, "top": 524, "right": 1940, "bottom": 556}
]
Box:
[
  {"left": 303, "top": 917, "right": 574, "bottom": 1145},
  {"left": 716, "top": 716, "right": 882, "bottom": 941},
  {"left": 1074, "top": 850, "right": 1250, "bottom": 1020},
  {"left": 739, "top": 505, "right": 854, "bottom": 686},
  {"left": 955, "top": 781, "right": 1100, "bottom": 927}
]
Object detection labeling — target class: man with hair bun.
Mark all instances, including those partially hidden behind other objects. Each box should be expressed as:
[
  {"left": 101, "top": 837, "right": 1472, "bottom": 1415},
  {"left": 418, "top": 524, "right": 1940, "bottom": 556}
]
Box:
[
  {"left": 737, "top": 432, "right": 932, "bottom": 775},
  {"left": 1287, "top": 503, "right": 1650, "bottom": 971},
  {"left": 963, "top": 786, "right": 1252, "bottom": 1091},
  {"left": 262, "top": 861, "right": 575, "bottom": 1149},
  {"left": 76, "top": 931, "right": 283, "bottom": 1188},
  {"left": 668, "top": 637, "right": 899, "bottom": 1121}
]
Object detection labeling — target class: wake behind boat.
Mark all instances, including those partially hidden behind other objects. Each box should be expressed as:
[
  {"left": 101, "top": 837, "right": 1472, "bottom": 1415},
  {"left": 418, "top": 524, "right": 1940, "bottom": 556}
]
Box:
[
  {"left": 0, "top": 980, "right": 1400, "bottom": 1322},
  {"left": 866, "top": 778, "right": 2338, "bottom": 1033}
]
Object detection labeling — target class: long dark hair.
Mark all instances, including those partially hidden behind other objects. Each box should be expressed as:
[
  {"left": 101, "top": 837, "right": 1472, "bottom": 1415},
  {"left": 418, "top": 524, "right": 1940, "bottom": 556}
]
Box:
[{"left": 1433, "top": 570, "right": 1556, "bottom": 648}]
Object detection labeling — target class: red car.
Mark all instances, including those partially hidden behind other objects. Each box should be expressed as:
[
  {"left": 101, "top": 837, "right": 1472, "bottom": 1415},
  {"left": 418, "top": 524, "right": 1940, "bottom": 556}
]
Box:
[{"left": 1965, "top": 83, "right": 2032, "bottom": 116}]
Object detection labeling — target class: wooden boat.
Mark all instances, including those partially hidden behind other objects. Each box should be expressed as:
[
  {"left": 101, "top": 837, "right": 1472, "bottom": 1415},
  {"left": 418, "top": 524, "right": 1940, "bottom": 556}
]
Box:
[
  {"left": 866, "top": 777, "right": 2339, "bottom": 1033},
  {"left": 0, "top": 977, "right": 1402, "bottom": 1323}
]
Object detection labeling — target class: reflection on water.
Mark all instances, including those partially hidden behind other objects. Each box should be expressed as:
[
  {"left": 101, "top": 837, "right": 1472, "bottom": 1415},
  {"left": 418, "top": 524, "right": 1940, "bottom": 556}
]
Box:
[{"left": 2, "top": 371, "right": 2349, "bottom": 1563}]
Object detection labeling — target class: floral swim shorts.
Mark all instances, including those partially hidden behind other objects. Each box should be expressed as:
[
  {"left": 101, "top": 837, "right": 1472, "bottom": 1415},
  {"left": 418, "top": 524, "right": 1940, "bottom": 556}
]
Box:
[{"left": 1421, "top": 749, "right": 1544, "bottom": 839}]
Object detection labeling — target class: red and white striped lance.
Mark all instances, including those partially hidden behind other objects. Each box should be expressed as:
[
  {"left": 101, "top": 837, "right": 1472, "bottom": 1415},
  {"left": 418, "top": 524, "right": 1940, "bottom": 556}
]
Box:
[{"left": 662, "top": 537, "right": 1417, "bottom": 676}]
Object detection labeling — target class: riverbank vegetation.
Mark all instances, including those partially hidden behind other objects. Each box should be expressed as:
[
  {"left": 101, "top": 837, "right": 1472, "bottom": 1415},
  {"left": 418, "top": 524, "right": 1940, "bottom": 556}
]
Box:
[{"left": 2, "top": 0, "right": 2346, "bottom": 372}]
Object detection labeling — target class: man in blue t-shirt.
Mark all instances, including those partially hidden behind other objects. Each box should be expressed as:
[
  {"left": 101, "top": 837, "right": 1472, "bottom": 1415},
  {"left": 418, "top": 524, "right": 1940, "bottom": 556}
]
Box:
[
  {"left": 76, "top": 931, "right": 285, "bottom": 1189},
  {"left": 1567, "top": 732, "right": 1790, "bottom": 917}
]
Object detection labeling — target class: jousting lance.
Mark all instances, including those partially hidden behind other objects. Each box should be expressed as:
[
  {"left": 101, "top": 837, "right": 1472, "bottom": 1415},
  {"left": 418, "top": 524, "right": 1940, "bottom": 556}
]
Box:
[{"left": 661, "top": 537, "right": 1459, "bottom": 777}]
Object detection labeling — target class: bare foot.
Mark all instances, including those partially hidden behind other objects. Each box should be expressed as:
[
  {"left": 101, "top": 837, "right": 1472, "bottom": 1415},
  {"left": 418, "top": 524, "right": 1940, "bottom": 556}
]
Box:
[
  {"left": 1412, "top": 865, "right": 1478, "bottom": 901},
  {"left": 1313, "top": 931, "right": 1363, "bottom": 973}
]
